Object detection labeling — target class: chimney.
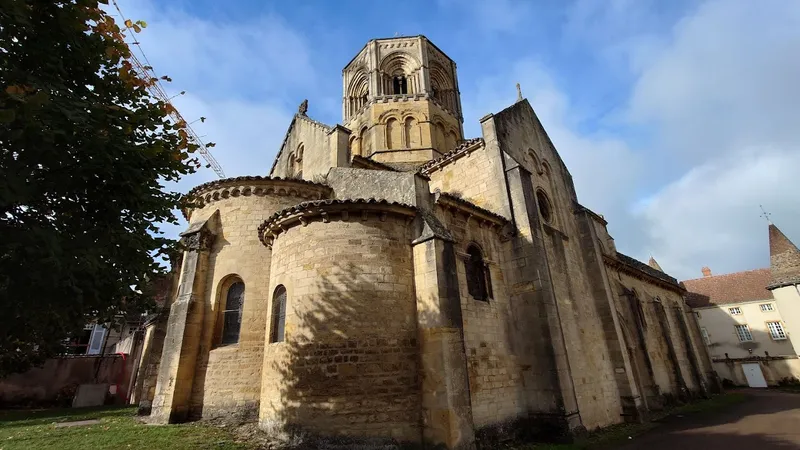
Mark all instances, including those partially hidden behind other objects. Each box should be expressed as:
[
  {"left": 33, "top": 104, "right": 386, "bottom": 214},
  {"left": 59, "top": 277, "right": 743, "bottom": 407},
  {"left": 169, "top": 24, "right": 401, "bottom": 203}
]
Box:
[{"left": 702, "top": 266, "right": 712, "bottom": 277}]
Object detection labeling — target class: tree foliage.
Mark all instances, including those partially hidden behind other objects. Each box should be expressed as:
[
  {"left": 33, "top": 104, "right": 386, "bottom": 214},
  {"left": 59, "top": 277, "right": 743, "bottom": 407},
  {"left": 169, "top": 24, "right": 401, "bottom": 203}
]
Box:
[{"left": 0, "top": 0, "right": 200, "bottom": 375}]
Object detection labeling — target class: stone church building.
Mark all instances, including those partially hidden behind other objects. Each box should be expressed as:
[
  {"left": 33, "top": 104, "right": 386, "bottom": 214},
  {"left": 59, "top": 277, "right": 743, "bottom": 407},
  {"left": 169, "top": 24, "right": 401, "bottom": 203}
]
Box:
[{"left": 143, "top": 36, "right": 714, "bottom": 448}]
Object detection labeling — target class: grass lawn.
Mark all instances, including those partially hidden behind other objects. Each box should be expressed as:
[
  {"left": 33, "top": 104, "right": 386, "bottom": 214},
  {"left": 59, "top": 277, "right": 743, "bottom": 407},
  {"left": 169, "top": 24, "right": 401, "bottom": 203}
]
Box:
[
  {"left": 0, "top": 406, "right": 249, "bottom": 450},
  {"left": 0, "top": 393, "right": 747, "bottom": 450}
]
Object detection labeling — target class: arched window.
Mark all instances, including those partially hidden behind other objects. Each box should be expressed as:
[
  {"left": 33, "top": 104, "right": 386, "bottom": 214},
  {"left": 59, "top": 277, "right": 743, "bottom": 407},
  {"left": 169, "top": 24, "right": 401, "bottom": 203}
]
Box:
[
  {"left": 393, "top": 75, "right": 408, "bottom": 95},
  {"left": 386, "top": 118, "right": 401, "bottom": 149},
  {"left": 403, "top": 117, "right": 419, "bottom": 148},
  {"left": 221, "top": 281, "right": 245, "bottom": 345},
  {"left": 536, "top": 189, "right": 553, "bottom": 223},
  {"left": 359, "top": 127, "right": 371, "bottom": 156},
  {"left": 270, "top": 285, "right": 287, "bottom": 343},
  {"left": 465, "top": 245, "right": 492, "bottom": 301}
]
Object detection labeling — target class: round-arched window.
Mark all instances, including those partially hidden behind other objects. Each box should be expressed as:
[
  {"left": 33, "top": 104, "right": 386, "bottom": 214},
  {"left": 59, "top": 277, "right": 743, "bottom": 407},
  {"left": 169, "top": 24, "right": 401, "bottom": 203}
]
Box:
[{"left": 536, "top": 189, "right": 553, "bottom": 223}]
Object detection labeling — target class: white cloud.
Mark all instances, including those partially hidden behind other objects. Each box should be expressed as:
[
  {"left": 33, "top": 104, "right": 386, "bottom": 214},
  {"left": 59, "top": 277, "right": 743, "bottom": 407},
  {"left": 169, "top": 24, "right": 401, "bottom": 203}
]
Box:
[
  {"left": 466, "top": 0, "right": 800, "bottom": 281},
  {"left": 636, "top": 147, "right": 800, "bottom": 279},
  {"left": 462, "top": 59, "right": 644, "bottom": 232},
  {"left": 110, "top": 0, "right": 321, "bottom": 240},
  {"left": 628, "top": 0, "right": 800, "bottom": 164},
  {"left": 626, "top": 0, "right": 800, "bottom": 279}
]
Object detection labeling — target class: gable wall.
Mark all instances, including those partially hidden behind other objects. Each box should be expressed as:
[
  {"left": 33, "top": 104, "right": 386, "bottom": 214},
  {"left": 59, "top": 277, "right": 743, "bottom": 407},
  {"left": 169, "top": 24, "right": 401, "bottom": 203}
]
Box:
[{"left": 492, "top": 103, "right": 622, "bottom": 430}]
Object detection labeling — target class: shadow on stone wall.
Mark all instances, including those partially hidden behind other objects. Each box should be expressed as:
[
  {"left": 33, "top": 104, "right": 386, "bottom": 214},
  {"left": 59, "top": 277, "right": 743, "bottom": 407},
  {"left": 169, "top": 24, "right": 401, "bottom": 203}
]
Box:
[{"left": 262, "top": 257, "right": 431, "bottom": 449}]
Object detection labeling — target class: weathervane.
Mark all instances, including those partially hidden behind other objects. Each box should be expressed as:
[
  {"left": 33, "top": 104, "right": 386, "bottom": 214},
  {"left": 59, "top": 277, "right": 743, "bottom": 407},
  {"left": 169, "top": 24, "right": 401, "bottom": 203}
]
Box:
[{"left": 759, "top": 205, "right": 772, "bottom": 225}]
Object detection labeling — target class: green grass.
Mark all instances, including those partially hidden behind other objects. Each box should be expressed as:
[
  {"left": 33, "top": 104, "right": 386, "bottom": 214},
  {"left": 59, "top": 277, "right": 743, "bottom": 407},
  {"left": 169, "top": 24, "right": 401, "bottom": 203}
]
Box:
[
  {"left": 0, "top": 393, "right": 749, "bottom": 450},
  {"left": 0, "top": 406, "right": 249, "bottom": 450},
  {"left": 518, "top": 392, "right": 748, "bottom": 450}
]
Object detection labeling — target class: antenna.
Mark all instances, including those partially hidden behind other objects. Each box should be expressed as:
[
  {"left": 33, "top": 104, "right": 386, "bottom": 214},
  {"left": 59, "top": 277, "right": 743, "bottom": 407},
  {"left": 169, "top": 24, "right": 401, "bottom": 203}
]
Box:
[{"left": 110, "top": 0, "right": 226, "bottom": 179}]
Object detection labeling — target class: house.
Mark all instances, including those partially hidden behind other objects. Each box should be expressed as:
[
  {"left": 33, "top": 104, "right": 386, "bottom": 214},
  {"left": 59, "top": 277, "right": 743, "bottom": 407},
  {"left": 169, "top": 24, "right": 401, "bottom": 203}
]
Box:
[{"left": 684, "top": 223, "right": 800, "bottom": 387}]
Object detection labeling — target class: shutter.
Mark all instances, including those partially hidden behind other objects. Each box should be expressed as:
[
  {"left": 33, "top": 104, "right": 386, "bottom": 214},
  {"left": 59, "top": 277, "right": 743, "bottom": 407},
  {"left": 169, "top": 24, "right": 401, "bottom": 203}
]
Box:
[{"left": 87, "top": 324, "right": 107, "bottom": 355}]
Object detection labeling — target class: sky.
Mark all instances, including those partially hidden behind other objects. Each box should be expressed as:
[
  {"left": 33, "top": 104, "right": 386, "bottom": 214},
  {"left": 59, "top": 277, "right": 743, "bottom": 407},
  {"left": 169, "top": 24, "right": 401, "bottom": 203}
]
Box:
[{"left": 116, "top": 0, "right": 800, "bottom": 282}]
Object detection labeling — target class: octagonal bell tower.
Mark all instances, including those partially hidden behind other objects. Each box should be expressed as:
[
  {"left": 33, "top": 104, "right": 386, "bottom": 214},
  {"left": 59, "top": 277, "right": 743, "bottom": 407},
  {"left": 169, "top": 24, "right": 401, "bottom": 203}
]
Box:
[{"left": 343, "top": 36, "right": 464, "bottom": 168}]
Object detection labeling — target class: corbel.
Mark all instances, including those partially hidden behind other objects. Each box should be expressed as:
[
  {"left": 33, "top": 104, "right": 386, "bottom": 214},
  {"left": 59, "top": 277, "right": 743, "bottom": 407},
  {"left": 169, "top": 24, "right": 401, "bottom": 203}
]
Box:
[
  {"left": 321, "top": 211, "right": 330, "bottom": 223},
  {"left": 341, "top": 210, "right": 350, "bottom": 222}
]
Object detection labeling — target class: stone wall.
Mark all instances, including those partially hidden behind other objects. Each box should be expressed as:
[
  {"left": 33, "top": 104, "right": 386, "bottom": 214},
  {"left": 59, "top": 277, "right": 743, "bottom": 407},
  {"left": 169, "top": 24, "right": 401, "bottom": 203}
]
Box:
[
  {"left": 0, "top": 355, "right": 127, "bottom": 407},
  {"left": 432, "top": 206, "right": 527, "bottom": 428},
  {"left": 184, "top": 179, "right": 328, "bottom": 419},
  {"left": 612, "top": 271, "right": 705, "bottom": 402},
  {"left": 426, "top": 142, "right": 511, "bottom": 219},
  {"left": 326, "top": 167, "right": 423, "bottom": 206},
  {"left": 271, "top": 115, "right": 333, "bottom": 181},
  {"left": 259, "top": 207, "right": 421, "bottom": 442},
  {"left": 490, "top": 101, "right": 622, "bottom": 430},
  {"left": 713, "top": 358, "right": 800, "bottom": 386}
]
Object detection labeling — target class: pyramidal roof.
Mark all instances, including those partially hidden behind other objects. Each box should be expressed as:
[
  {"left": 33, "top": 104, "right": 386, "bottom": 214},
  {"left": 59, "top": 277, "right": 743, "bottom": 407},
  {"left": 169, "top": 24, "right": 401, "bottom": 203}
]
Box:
[{"left": 767, "top": 223, "right": 800, "bottom": 289}]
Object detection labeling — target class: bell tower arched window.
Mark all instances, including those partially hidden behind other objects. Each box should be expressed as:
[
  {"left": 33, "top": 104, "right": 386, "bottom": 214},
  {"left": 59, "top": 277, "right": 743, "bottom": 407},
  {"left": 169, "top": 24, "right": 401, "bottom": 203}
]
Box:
[
  {"left": 221, "top": 280, "right": 245, "bottom": 345},
  {"left": 465, "top": 245, "right": 492, "bottom": 301},
  {"left": 393, "top": 75, "right": 408, "bottom": 95}
]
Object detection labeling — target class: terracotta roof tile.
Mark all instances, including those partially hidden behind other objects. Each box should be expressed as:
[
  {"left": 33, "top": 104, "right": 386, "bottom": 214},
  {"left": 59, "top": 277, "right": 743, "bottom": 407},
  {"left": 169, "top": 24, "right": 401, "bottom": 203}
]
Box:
[
  {"left": 417, "top": 138, "right": 484, "bottom": 173},
  {"left": 682, "top": 268, "right": 772, "bottom": 307}
]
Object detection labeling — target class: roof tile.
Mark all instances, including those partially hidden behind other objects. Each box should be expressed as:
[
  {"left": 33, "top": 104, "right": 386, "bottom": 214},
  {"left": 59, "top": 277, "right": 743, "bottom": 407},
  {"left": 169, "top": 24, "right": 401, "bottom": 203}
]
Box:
[{"left": 682, "top": 268, "right": 772, "bottom": 307}]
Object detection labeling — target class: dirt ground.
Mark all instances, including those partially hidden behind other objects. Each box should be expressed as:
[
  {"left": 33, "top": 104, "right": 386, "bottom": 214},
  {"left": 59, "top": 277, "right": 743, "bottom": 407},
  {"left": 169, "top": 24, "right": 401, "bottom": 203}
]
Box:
[{"left": 617, "top": 389, "right": 800, "bottom": 449}]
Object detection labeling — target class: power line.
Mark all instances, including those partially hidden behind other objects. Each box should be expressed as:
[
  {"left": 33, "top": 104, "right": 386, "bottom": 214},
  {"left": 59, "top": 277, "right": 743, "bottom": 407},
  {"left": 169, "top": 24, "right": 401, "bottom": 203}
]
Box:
[{"left": 110, "top": 0, "right": 225, "bottom": 179}]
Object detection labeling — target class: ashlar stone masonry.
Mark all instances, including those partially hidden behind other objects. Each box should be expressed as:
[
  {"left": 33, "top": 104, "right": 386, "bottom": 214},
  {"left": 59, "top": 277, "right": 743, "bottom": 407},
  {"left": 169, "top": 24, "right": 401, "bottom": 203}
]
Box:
[{"left": 142, "top": 36, "right": 715, "bottom": 449}]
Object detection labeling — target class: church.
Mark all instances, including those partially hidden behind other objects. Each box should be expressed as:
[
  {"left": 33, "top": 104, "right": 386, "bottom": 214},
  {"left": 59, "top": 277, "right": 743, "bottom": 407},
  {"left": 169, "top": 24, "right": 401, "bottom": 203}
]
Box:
[{"left": 141, "top": 36, "right": 715, "bottom": 448}]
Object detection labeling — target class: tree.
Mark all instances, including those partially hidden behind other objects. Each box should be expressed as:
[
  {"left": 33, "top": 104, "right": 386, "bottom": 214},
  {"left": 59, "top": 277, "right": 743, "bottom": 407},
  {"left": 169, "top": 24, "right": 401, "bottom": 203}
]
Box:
[{"left": 0, "top": 0, "right": 202, "bottom": 375}]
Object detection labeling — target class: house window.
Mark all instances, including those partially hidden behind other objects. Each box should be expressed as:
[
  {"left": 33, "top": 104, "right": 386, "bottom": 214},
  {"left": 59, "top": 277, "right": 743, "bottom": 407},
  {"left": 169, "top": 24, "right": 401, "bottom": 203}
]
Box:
[
  {"left": 768, "top": 321, "right": 787, "bottom": 340},
  {"left": 760, "top": 303, "right": 774, "bottom": 312},
  {"left": 536, "top": 189, "right": 553, "bottom": 223},
  {"left": 221, "top": 281, "right": 245, "bottom": 345},
  {"left": 270, "top": 285, "right": 287, "bottom": 343},
  {"left": 735, "top": 324, "right": 753, "bottom": 342},
  {"left": 729, "top": 307, "right": 742, "bottom": 315},
  {"left": 701, "top": 327, "right": 711, "bottom": 345},
  {"left": 465, "top": 244, "right": 492, "bottom": 301}
]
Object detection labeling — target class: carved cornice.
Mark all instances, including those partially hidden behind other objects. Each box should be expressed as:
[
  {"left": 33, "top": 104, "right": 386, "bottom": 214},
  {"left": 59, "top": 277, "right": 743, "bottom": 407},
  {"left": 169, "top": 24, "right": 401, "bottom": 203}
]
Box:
[
  {"left": 182, "top": 176, "right": 331, "bottom": 219},
  {"left": 179, "top": 210, "right": 219, "bottom": 251},
  {"left": 258, "top": 198, "right": 417, "bottom": 248},
  {"left": 418, "top": 138, "right": 484, "bottom": 174}
]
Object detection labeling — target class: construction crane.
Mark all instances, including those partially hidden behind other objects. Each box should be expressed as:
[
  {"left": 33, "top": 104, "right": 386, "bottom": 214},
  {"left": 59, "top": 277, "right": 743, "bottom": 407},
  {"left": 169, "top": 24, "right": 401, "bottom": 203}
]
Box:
[{"left": 110, "top": 0, "right": 226, "bottom": 179}]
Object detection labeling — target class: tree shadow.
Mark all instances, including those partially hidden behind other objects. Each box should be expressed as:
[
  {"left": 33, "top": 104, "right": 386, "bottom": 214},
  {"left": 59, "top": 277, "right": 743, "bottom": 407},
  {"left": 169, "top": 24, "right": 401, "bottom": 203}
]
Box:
[{"left": 258, "top": 219, "right": 434, "bottom": 449}]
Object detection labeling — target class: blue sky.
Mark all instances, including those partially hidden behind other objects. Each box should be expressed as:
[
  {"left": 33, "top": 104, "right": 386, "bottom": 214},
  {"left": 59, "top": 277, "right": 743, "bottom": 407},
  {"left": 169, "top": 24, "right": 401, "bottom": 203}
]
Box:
[{"left": 118, "top": 0, "right": 800, "bottom": 281}]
